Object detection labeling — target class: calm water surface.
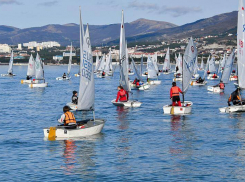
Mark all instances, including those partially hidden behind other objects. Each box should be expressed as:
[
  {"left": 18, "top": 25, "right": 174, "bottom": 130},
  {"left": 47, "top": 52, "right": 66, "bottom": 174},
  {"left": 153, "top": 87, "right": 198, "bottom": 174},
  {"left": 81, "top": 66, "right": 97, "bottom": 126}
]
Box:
[{"left": 0, "top": 64, "right": 245, "bottom": 181}]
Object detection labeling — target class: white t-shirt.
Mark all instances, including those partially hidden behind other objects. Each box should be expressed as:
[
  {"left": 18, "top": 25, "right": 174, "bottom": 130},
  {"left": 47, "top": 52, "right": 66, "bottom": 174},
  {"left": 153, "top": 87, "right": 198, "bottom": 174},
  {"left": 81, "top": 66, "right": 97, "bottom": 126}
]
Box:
[{"left": 58, "top": 114, "right": 65, "bottom": 124}]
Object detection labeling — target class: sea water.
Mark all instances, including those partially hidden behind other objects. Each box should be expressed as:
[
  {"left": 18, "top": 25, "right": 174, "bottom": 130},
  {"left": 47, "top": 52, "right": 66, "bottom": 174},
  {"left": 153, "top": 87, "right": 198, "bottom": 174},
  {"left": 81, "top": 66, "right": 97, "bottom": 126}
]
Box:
[{"left": 0, "top": 65, "right": 245, "bottom": 181}]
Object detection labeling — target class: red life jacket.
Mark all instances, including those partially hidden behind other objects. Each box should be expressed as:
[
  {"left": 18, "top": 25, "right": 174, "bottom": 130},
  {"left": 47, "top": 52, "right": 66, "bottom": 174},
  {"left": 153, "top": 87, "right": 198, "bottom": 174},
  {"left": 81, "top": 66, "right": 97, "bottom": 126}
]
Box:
[
  {"left": 171, "top": 86, "right": 180, "bottom": 97},
  {"left": 220, "top": 83, "right": 225, "bottom": 89},
  {"left": 136, "top": 82, "right": 140, "bottom": 86},
  {"left": 119, "top": 89, "right": 127, "bottom": 101}
]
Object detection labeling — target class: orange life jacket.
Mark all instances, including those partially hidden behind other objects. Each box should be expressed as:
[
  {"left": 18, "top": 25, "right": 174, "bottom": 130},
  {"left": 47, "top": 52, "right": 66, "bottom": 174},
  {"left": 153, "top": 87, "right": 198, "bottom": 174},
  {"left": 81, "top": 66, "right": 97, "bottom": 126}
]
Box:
[
  {"left": 171, "top": 86, "right": 180, "bottom": 97},
  {"left": 64, "top": 111, "right": 76, "bottom": 126}
]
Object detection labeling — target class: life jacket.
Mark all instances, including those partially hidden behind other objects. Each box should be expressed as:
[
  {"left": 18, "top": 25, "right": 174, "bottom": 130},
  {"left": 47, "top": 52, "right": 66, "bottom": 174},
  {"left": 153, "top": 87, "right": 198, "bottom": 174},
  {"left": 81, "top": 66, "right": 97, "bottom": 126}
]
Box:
[
  {"left": 136, "top": 82, "right": 140, "bottom": 86},
  {"left": 64, "top": 111, "right": 76, "bottom": 126},
  {"left": 119, "top": 89, "right": 127, "bottom": 101},
  {"left": 219, "top": 83, "right": 225, "bottom": 89},
  {"left": 171, "top": 86, "right": 180, "bottom": 97}
]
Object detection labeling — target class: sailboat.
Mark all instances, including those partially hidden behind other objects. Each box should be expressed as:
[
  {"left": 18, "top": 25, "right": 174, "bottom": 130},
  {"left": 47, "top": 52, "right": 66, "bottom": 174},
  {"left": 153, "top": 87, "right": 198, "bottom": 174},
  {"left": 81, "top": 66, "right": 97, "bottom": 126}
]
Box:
[
  {"left": 173, "top": 53, "right": 183, "bottom": 81},
  {"left": 220, "top": 0, "right": 245, "bottom": 112},
  {"left": 190, "top": 56, "right": 208, "bottom": 86},
  {"left": 1, "top": 51, "right": 16, "bottom": 77},
  {"left": 29, "top": 53, "right": 48, "bottom": 88},
  {"left": 207, "top": 56, "right": 219, "bottom": 80},
  {"left": 163, "top": 37, "right": 197, "bottom": 114},
  {"left": 111, "top": 10, "right": 142, "bottom": 107},
  {"left": 21, "top": 54, "right": 38, "bottom": 84},
  {"left": 56, "top": 43, "right": 73, "bottom": 80},
  {"left": 104, "top": 50, "right": 113, "bottom": 76},
  {"left": 191, "top": 57, "right": 199, "bottom": 80},
  {"left": 163, "top": 47, "right": 171, "bottom": 74},
  {"left": 129, "top": 57, "right": 150, "bottom": 90},
  {"left": 207, "top": 50, "right": 235, "bottom": 93},
  {"left": 44, "top": 8, "right": 105, "bottom": 139},
  {"left": 147, "top": 55, "right": 161, "bottom": 85},
  {"left": 198, "top": 57, "right": 204, "bottom": 71},
  {"left": 96, "top": 54, "right": 106, "bottom": 77}
]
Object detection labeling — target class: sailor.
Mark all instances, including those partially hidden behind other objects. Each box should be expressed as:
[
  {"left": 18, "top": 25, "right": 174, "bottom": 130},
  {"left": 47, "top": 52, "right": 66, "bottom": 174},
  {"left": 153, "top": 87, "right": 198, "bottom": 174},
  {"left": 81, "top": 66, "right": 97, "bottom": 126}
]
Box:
[
  {"left": 102, "top": 71, "right": 106, "bottom": 77},
  {"left": 207, "top": 70, "right": 210, "bottom": 75},
  {"left": 170, "top": 82, "right": 183, "bottom": 106},
  {"left": 228, "top": 88, "right": 242, "bottom": 106},
  {"left": 136, "top": 80, "right": 140, "bottom": 87},
  {"left": 196, "top": 77, "right": 204, "bottom": 83},
  {"left": 133, "top": 78, "right": 138, "bottom": 84},
  {"left": 115, "top": 86, "right": 129, "bottom": 102},
  {"left": 219, "top": 81, "right": 225, "bottom": 89},
  {"left": 212, "top": 73, "right": 217, "bottom": 78},
  {"left": 26, "top": 75, "right": 31, "bottom": 80},
  {"left": 72, "top": 91, "right": 78, "bottom": 105},
  {"left": 58, "top": 106, "right": 76, "bottom": 126},
  {"left": 62, "top": 73, "right": 67, "bottom": 79},
  {"left": 176, "top": 66, "right": 179, "bottom": 73}
]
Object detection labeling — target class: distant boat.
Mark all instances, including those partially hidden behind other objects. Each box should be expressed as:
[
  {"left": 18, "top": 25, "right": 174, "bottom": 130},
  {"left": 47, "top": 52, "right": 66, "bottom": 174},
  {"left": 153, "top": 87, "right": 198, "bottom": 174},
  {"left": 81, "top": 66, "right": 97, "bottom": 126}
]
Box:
[
  {"left": 147, "top": 55, "right": 161, "bottom": 85},
  {"left": 29, "top": 53, "right": 48, "bottom": 88},
  {"left": 1, "top": 51, "right": 16, "bottom": 77},
  {"left": 56, "top": 42, "right": 73, "bottom": 80},
  {"left": 162, "top": 47, "right": 171, "bottom": 74},
  {"left": 21, "top": 54, "right": 39, "bottom": 84}
]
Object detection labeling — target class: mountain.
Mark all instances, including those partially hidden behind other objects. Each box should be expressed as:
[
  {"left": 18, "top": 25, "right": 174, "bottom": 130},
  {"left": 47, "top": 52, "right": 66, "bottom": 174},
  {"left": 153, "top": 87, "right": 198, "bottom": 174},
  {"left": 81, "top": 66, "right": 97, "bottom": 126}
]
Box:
[
  {"left": 111, "top": 11, "right": 238, "bottom": 44},
  {"left": 0, "top": 19, "right": 177, "bottom": 46}
]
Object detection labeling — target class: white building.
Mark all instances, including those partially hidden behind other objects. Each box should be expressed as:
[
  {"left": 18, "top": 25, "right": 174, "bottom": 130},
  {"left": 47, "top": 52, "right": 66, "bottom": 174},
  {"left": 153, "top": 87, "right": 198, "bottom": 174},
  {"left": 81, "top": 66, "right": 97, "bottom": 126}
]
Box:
[
  {"left": 63, "top": 52, "right": 76, "bottom": 57},
  {"left": 53, "top": 55, "right": 63, "bottom": 61},
  {"left": 23, "top": 41, "right": 60, "bottom": 48},
  {"left": 17, "top": 44, "right": 22, "bottom": 50},
  {"left": 0, "top": 44, "right": 11, "bottom": 53}
]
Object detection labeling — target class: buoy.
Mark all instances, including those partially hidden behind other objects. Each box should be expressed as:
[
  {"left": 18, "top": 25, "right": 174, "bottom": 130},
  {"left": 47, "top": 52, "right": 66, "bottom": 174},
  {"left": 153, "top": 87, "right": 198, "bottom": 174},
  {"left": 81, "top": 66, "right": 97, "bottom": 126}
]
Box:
[
  {"left": 48, "top": 127, "right": 56, "bottom": 141},
  {"left": 21, "top": 80, "right": 24, "bottom": 84}
]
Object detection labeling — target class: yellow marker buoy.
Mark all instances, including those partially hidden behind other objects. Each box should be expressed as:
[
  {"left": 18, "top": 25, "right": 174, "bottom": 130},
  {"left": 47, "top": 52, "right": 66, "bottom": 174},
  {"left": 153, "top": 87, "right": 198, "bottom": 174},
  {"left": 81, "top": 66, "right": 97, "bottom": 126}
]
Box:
[
  {"left": 21, "top": 80, "right": 24, "bottom": 84},
  {"left": 48, "top": 127, "right": 56, "bottom": 141}
]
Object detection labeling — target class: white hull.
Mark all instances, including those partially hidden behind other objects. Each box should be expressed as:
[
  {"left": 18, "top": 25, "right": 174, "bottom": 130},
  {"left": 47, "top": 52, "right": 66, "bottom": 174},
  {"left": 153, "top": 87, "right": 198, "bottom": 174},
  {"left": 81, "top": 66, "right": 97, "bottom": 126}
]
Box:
[
  {"left": 207, "top": 75, "right": 219, "bottom": 80},
  {"left": 192, "top": 74, "right": 199, "bottom": 79},
  {"left": 207, "top": 86, "right": 224, "bottom": 93},
  {"left": 21, "top": 79, "right": 39, "bottom": 84},
  {"left": 173, "top": 77, "right": 182, "bottom": 81},
  {"left": 219, "top": 105, "right": 245, "bottom": 113},
  {"left": 230, "top": 76, "right": 238, "bottom": 81},
  {"left": 148, "top": 80, "right": 161, "bottom": 85},
  {"left": 130, "top": 82, "right": 150, "bottom": 90},
  {"left": 111, "top": 99, "right": 142, "bottom": 107},
  {"left": 128, "top": 72, "right": 134, "bottom": 76},
  {"left": 1, "top": 74, "right": 16, "bottom": 77},
  {"left": 74, "top": 74, "right": 80, "bottom": 77},
  {"left": 66, "top": 102, "right": 78, "bottom": 111},
  {"left": 56, "top": 76, "right": 71, "bottom": 80},
  {"left": 29, "top": 82, "right": 48, "bottom": 88},
  {"left": 163, "top": 101, "right": 193, "bottom": 115},
  {"left": 163, "top": 72, "right": 170, "bottom": 75},
  {"left": 44, "top": 119, "right": 105, "bottom": 138},
  {"left": 190, "top": 80, "right": 207, "bottom": 86}
]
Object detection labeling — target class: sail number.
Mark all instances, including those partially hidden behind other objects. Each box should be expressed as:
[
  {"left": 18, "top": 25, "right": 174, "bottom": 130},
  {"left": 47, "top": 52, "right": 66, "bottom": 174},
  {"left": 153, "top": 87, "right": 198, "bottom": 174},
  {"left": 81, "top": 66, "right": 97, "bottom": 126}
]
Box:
[{"left": 82, "top": 50, "right": 92, "bottom": 81}]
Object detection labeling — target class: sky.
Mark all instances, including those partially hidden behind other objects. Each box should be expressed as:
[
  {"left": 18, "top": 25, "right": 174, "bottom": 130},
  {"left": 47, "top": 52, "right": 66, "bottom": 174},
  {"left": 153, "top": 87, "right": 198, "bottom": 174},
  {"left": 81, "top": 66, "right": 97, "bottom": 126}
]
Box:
[{"left": 0, "top": 0, "right": 239, "bottom": 29}]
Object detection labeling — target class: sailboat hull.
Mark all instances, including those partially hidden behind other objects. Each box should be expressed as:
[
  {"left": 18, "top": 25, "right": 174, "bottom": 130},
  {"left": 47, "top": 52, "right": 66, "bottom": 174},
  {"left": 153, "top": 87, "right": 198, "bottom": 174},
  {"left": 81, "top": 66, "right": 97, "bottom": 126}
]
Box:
[
  {"left": 130, "top": 82, "right": 150, "bottom": 90},
  {"left": 163, "top": 101, "right": 193, "bottom": 114},
  {"left": 56, "top": 77, "right": 71, "bottom": 80},
  {"left": 111, "top": 99, "right": 142, "bottom": 107},
  {"left": 74, "top": 74, "right": 80, "bottom": 77},
  {"left": 1, "top": 74, "right": 16, "bottom": 77},
  {"left": 44, "top": 119, "right": 105, "bottom": 138},
  {"left": 207, "top": 86, "right": 224, "bottom": 93},
  {"left": 207, "top": 74, "right": 219, "bottom": 80},
  {"left": 148, "top": 80, "right": 161, "bottom": 85},
  {"left": 190, "top": 81, "right": 207, "bottom": 86},
  {"left": 29, "top": 82, "right": 48, "bottom": 88},
  {"left": 21, "top": 79, "right": 39, "bottom": 84},
  {"left": 219, "top": 105, "right": 245, "bottom": 113},
  {"left": 66, "top": 102, "right": 78, "bottom": 111}
]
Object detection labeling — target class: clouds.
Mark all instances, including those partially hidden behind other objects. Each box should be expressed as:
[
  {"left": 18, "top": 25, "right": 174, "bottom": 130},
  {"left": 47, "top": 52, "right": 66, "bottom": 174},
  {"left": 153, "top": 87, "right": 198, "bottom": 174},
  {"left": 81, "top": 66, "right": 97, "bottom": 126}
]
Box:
[
  {"left": 128, "top": 0, "right": 202, "bottom": 17},
  {"left": 0, "top": 0, "right": 22, "bottom": 5},
  {"left": 38, "top": 0, "right": 58, "bottom": 7}
]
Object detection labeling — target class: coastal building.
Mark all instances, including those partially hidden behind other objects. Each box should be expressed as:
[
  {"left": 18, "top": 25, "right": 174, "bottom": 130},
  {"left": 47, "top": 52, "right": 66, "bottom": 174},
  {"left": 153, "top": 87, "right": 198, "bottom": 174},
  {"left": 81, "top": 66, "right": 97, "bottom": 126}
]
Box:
[
  {"left": 53, "top": 55, "right": 63, "bottom": 61},
  {"left": 23, "top": 41, "right": 60, "bottom": 48},
  {"left": 0, "top": 44, "right": 11, "bottom": 53}
]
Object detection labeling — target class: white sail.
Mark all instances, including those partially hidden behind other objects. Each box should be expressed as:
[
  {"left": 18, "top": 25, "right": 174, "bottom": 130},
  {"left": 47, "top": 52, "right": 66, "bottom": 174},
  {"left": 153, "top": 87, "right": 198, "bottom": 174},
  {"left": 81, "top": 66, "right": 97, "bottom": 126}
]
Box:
[
  {"left": 67, "top": 42, "right": 72, "bottom": 75},
  {"left": 98, "top": 54, "right": 105, "bottom": 71},
  {"left": 163, "top": 47, "right": 170, "bottom": 70},
  {"left": 209, "top": 57, "right": 216, "bottom": 73},
  {"left": 182, "top": 37, "right": 197, "bottom": 93},
  {"left": 177, "top": 53, "right": 182, "bottom": 74},
  {"left": 221, "top": 50, "right": 235, "bottom": 83},
  {"left": 153, "top": 53, "right": 159, "bottom": 72},
  {"left": 200, "top": 57, "right": 204, "bottom": 70},
  {"left": 35, "top": 53, "right": 44, "bottom": 80},
  {"left": 131, "top": 57, "right": 143, "bottom": 82},
  {"left": 147, "top": 55, "right": 157, "bottom": 79},
  {"left": 94, "top": 53, "right": 99, "bottom": 72},
  {"left": 27, "top": 54, "right": 35, "bottom": 76},
  {"left": 203, "top": 56, "right": 210, "bottom": 79},
  {"left": 8, "top": 51, "right": 14, "bottom": 74},
  {"left": 77, "top": 15, "right": 94, "bottom": 112},
  {"left": 193, "top": 57, "right": 198, "bottom": 74},
  {"left": 140, "top": 55, "right": 143, "bottom": 76},
  {"left": 104, "top": 54, "right": 110, "bottom": 74},
  {"left": 119, "top": 10, "right": 130, "bottom": 92},
  {"left": 109, "top": 49, "right": 113, "bottom": 71},
  {"left": 238, "top": 0, "right": 245, "bottom": 88},
  {"left": 221, "top": 54, "right": 226, "bottom": 68}
]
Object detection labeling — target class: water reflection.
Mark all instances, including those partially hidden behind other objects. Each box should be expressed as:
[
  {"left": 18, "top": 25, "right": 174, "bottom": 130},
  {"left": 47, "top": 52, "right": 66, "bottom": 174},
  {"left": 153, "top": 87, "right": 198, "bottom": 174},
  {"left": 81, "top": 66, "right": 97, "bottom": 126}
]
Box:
[
  {"left": 115, "top": 106, "right": 132, "bottom": 175},
  {"left": 62, "top": 140, "right": 77, "bottom": 175}
]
